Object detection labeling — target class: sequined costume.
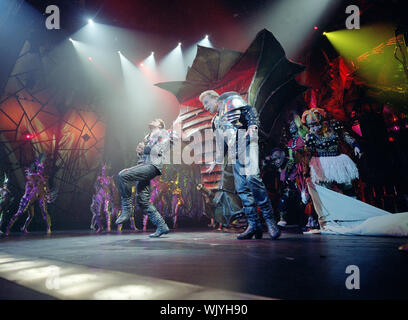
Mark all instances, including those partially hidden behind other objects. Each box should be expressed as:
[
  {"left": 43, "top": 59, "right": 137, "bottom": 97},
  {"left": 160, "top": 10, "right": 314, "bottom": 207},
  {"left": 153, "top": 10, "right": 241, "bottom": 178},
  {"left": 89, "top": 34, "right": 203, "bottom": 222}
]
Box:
[
  {"left": 270, "top": 114, "right": 313, "bottom": 227},
  {"left": 170, "top": 178, "right": 185, "bottom": 229},
  {"left": 0, "top": 174, "right": 12, "bottom": 235},
  {"left": 302, "top": 108, "right": 360, "bottom": 194},
  {"left": 90, "top": 164, "right": 119, "bottom": 233},
  {"left": 6, "top": 157, "right": 55, "bottom": 235}
]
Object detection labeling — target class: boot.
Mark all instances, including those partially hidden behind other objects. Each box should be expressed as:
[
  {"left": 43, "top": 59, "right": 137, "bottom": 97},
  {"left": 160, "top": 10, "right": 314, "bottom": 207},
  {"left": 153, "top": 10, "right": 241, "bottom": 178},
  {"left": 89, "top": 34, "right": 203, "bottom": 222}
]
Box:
[
  {"left": 277, "top": 211, "right": 287, "bottom": 227},
  {"left": 115, "top": 197, "right": 133, "bottom": 224},
  {"left": 237, "top": 221, "right": 263, "bottom": 240},
  {"left": 237, "top": 207, "right": 263, "bottom": 240},
  {"left": 265, "top": 218, "right": 281, "bottom": 240},
  {"left": 148, "top": 208, "right": 169, "bottom": 238}
]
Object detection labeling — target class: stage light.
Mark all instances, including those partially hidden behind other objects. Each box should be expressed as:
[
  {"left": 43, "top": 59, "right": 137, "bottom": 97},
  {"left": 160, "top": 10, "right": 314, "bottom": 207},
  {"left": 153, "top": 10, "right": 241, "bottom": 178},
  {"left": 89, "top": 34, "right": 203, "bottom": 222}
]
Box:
[
  {"left": 88, "top": 19, "right": 94, "bottom": 25},
  {"left": 205, "top": 35, "right": 209, "bottom": 39},
  {"left": 178, "top": 42, "right": 181, "bottom": 47},
  {"left": 140, "top": 63, "right": 144, "bottom": 67},
  {"left": 24, "top": 133, "right": 34, "bottom": 140},
  {"left": 322, "top": 31, "right": 327, "bottom": 36},
  {"left": 117, "top": 51, "right": 121, "bottom": 54},
  {"left": 151, "top": 52, "right": 154, "bottom": 56},
  {"left": 69, "top": 38, "right": 73, "bottom": 42},
  {"left": 88, "top": 57, "right": 93, "bottom": 61},
  {"left": 314, "top": 26, "right": 318, "bottom": 30}
]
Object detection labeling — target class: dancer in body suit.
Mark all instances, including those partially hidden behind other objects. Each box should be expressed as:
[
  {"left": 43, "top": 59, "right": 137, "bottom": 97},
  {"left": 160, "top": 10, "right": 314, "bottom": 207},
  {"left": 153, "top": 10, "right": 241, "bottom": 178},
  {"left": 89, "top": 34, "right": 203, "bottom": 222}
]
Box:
[
  {"left": 199, "top": 90, "right": 280, "bottom": 240},
  {"left": 6, "top": 156, "right": 55, "bottom": 235},
  {"left": 116, "top": 119, "right": 170, "bottom": 238},
  {"left": 0, "top": 174, "right": 12, "bottom": 235},
  {"left": 90, "top": 164, "right": 117, "bottom": 233},
  {"left": 170, "top": 177, "right": 185, "bottom": 229}
]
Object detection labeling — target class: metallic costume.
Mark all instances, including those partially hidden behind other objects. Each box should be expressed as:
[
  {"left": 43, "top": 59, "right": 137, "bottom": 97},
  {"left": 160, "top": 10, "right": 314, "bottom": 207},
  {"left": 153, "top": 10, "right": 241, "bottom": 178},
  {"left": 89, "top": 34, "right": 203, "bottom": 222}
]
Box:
[
  {"left": 90, "top": 164, "right": 117, "bottom": 233},
  {"left": 170, "top": 177, "right": 185, "bottom": 229},
  {"left": 6, "top": 157, "right": 55, "bottom": 235},
  {"left": 211, "top": 91, "right": 280, "bottom": 240},
  {"left": 116, "top": 126, "right": 171, "bottom": 238},
  {"left": 0, "top": 174, "right": 12, "bottom": 235}
]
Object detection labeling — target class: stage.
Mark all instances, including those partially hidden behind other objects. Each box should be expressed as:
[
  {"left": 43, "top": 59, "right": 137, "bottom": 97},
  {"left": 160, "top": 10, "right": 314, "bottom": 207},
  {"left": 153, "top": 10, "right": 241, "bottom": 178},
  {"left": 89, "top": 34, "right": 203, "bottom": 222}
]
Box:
[{"left": 0, "top": 229, "right": 407, "bottom": 300}]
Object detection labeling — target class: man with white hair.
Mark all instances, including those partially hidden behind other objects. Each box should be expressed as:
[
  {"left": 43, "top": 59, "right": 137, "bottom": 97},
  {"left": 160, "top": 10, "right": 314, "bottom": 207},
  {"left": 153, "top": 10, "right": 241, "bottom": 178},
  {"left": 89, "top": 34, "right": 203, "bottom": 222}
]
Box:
[{"left": 199, "top": 90, "right": 280, "bottom": 240}]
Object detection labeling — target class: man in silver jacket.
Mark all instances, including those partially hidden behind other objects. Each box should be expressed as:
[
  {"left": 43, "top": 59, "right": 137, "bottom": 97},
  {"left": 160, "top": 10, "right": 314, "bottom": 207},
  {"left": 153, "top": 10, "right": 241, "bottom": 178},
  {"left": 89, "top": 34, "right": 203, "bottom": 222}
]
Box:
[
  {"left": 116, "top": 119, "right": 170, "bottom": 238},
  {"left": 199, "top": 90, "right": 280, "bottom": 240}
]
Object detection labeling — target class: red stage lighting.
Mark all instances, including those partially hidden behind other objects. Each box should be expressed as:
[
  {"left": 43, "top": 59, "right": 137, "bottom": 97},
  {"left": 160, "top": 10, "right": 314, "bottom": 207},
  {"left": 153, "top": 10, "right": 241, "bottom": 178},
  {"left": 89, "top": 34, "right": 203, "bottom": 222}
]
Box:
[
  {"left": 314, "top": 26, "right": 318, "bottom": 30},
  {"left": 24, "top": 133, "right": 34, "bottom": 140}
]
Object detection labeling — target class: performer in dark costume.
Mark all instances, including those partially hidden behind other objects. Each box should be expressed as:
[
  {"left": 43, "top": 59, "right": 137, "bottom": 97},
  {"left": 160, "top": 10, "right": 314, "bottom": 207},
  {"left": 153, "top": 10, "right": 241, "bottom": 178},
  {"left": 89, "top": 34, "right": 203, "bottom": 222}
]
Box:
[
  {"left": 0, "top": 174, "right": 12, "bottom": 235},
  {"left": 6, "top": 156, "right": 55, "bottom": 235},
  {"left": 116, "top": 119, "right": 170, "bottom": 238},
  {"left": 196, "top": 183, "right": 220, "bottom": 230},
  {"left": 91, "top": 164, "right": 130, "bottom": 233},
  {"left": 199, "top": 90, "right": 280, "bottom": 240}
]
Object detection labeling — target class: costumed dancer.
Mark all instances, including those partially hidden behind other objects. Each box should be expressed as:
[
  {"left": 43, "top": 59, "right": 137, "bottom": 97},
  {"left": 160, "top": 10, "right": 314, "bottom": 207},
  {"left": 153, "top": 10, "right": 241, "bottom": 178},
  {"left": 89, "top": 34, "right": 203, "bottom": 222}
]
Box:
[
  {"left": 196, "top": 183, "right": 221, "bottom": 230},
  {"left": 301, "top": 108, "right": 362, "bottom": 227},
  {"left": 265, "top": 113, "right": 317, "bottom": 228},
  {"left": 115, "top": 119, "right": 170, "bottom": 238},
  {"left": 0, "top": 174, "right": 12, "bottom": 235},
  {"left": 6, "top": 155, "right": 56, "bottom": 235},
  {"left": 90, "top": 164, "right": 116, "bottom": 233},
  {"left": 199, "top": 90, "right": 280, "bottom": 240},
  {"left": 170, "top": 175, "right": 185, "bottom": 229}
]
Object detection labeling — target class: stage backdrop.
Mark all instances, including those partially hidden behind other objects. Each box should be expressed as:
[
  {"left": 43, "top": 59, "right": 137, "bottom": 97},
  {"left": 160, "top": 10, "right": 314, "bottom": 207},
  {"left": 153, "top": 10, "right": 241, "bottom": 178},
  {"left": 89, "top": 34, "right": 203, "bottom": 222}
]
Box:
[{"left": 0, "top": 40, "right": 105, "bottom": 231}]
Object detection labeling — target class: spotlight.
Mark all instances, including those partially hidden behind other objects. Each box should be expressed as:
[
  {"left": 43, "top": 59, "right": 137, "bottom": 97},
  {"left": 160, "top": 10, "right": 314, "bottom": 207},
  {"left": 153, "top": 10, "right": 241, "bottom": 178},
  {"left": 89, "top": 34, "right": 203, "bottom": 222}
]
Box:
[
  {"left": 88, "top": 57, "right": 93, "bottom": 61},
  {"left": 140, "top": 63, "right": 144, "bottom": 67},
  {"left": 117, "top": 50, "right": 121, "bottom": 54},
  {"left": 205, "top": 35, "right": 209, "bottom": 39},
  {"left": 88, "top": 19, "right": 94, "bottom": 24},
  {"left": 151, "top": 51, "right": 154, "bottom": 56},
  {"left": 178, "top": 42, "right": 181, "bottom": 46},
  {"left": 24, "top": 133, "right": 34, "bottom": 140},
  {"left": 314, "top": 26, "right": 318, "bottom": 30},
  {"left": 322, "top": 31, "right": 327, "bottom": 36},
  {"left": 69, "top": 38, "right": 73, "bottom": 42}
]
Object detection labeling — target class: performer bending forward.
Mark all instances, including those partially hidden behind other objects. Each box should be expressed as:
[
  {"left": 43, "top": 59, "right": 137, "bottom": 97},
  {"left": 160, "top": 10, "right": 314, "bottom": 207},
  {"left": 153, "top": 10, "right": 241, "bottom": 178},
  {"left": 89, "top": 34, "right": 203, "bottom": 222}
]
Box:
[
  {"left": 199, "top": 90, "right": 280, "bottom": 240},
  {"left": 116, "top": 119, "right": 170, "bottom": 238}
]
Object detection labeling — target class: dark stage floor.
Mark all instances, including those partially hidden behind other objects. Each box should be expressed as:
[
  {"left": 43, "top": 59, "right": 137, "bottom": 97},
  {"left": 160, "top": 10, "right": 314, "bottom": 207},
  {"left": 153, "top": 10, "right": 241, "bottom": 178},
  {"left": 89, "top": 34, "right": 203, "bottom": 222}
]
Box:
[{"left": 0, "top": 229, "right": 407, "bottom": 300}]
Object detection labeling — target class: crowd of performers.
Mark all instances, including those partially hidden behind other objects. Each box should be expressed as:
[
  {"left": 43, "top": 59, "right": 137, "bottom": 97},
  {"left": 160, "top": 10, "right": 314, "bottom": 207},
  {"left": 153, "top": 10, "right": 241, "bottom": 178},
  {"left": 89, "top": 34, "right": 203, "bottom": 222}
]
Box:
[
  {"left": 261, "top": 107, "right": 363, "bottom": 232},
  {"left": 0, "top": 90, "right": 406, "bottom": 252},
  {"left": 0, "top": 155, "right": 57, "bottom": 236}
]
